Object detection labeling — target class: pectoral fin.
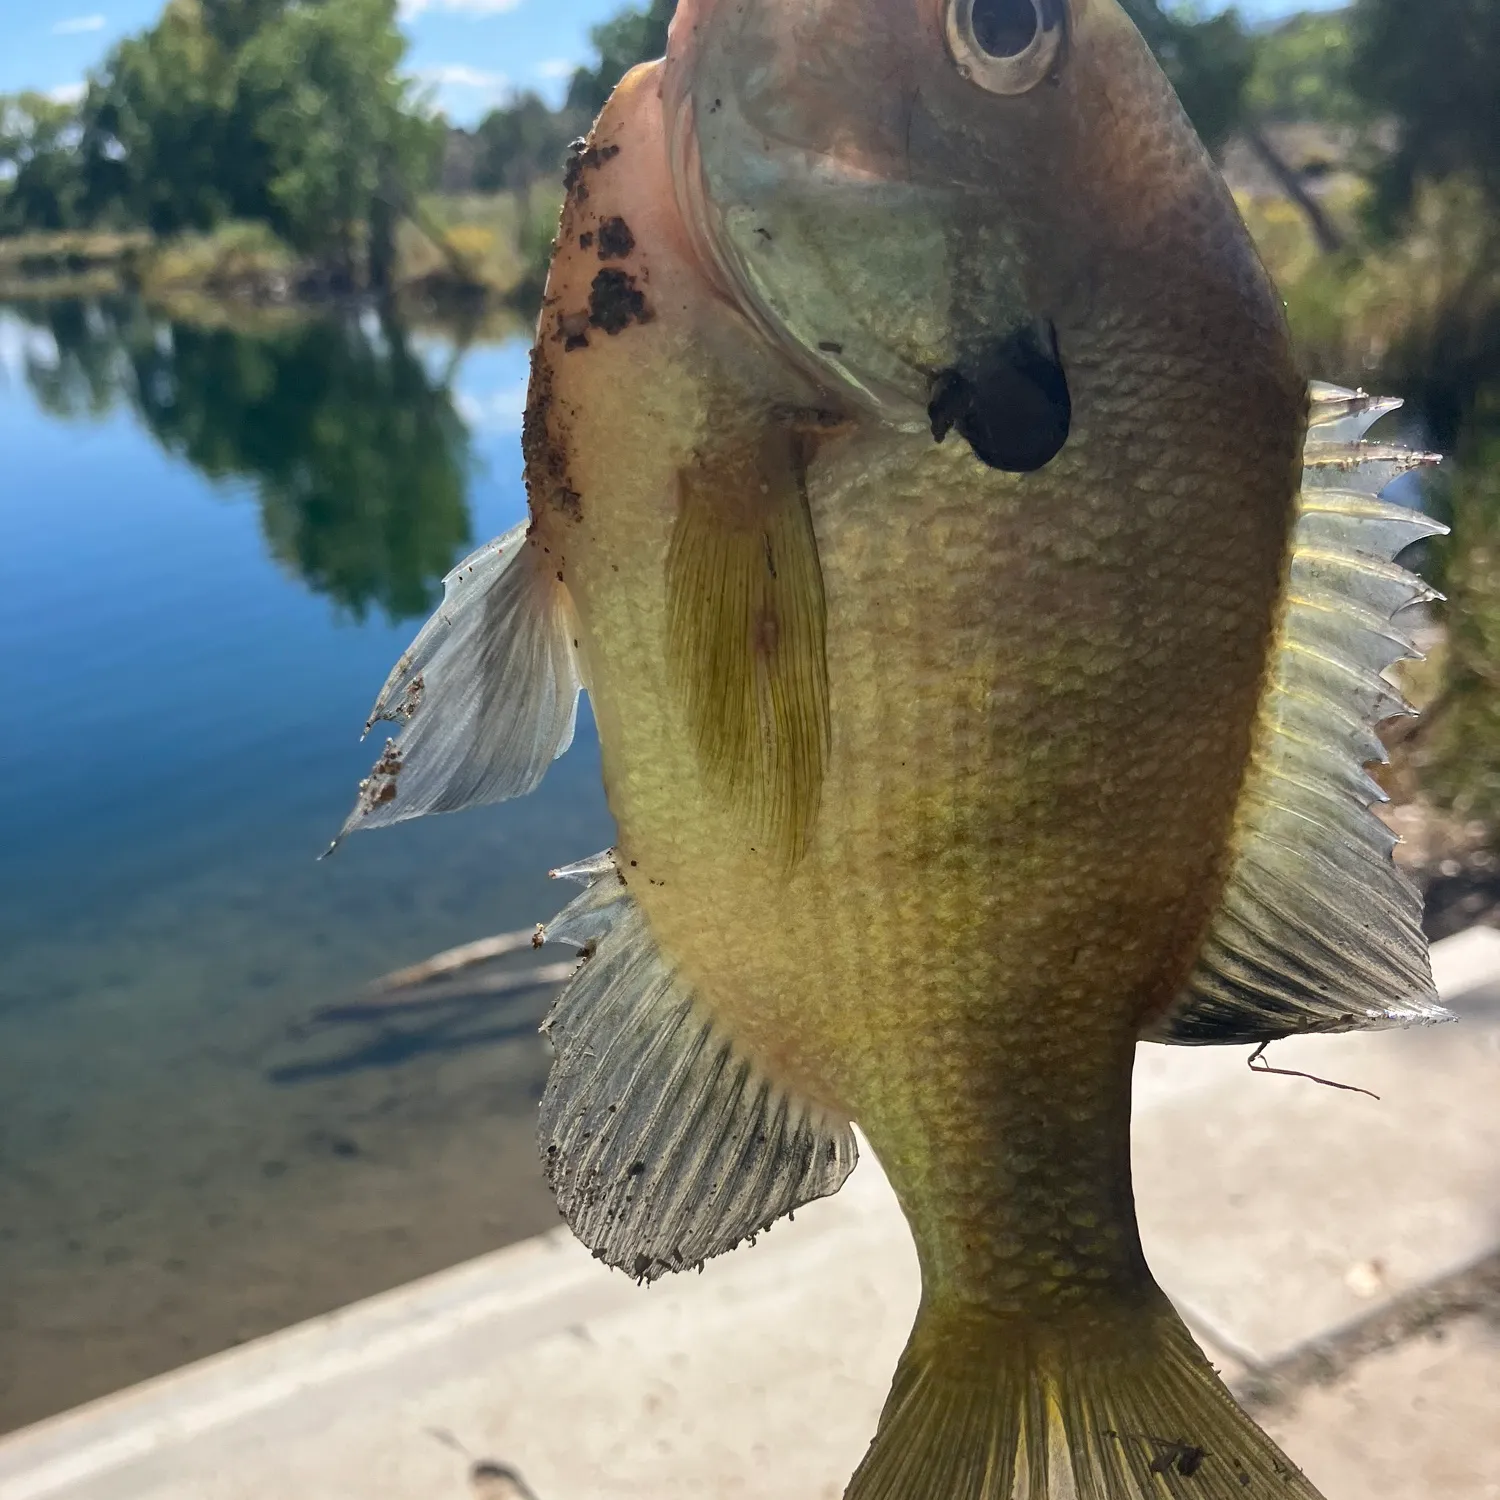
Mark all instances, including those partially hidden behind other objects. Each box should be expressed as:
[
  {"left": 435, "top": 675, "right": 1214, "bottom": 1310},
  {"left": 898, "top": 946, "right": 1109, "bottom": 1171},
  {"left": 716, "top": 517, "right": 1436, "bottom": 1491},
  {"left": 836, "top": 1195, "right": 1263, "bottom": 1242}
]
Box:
[
  {"left": 1149, "top": 383, "right": 1450, "bottom": 1045},
  {"left": 665, "top": 421, "right": 832, "bottom": 861},
  {"left": 538, "top": 852, "right": 858, "bottom": 1280},
  {"left": 329, "top": 523, "right": 582, "bottom": 850}
]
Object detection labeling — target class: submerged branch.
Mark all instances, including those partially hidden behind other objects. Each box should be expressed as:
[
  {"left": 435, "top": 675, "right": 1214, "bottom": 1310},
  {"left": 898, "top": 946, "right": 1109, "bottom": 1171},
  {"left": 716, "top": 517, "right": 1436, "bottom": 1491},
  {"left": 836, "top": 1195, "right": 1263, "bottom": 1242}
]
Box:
[
  {"left": 370, "top": 928, "right": 544, "bottom": 991},
  {"left": 309, "top": 960, "right": 578, "bottom": 1025},
  {"left": 301, "top": 927, "right": 575, "bottom": 1027}
]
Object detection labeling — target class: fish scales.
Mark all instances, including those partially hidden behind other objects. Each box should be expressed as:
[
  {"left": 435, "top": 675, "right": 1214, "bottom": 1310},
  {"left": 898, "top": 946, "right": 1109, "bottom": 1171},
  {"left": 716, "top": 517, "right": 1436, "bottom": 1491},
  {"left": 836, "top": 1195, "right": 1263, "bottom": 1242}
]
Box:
[{"left": 337, "top": 2, "right": 1445, "bottom": 1494}]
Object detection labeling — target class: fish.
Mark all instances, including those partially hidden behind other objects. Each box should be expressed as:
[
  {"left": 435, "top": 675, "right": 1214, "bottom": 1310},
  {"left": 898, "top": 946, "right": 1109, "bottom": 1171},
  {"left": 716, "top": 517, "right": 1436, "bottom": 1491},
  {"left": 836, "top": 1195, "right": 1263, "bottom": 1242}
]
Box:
[{"left": 334, "top": 0, "right": 1450, "bottom": 1494}]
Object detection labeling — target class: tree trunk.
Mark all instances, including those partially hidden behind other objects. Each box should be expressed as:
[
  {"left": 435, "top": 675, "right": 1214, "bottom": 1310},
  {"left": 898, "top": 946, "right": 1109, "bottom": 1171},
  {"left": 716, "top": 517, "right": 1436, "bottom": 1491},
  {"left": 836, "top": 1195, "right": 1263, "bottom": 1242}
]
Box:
[
  {"left": 368, "top": 186, "right": 396, "bottom": 298},
  {"left": 1244, "top": 123, "right": 1346, "bottom": 256}
]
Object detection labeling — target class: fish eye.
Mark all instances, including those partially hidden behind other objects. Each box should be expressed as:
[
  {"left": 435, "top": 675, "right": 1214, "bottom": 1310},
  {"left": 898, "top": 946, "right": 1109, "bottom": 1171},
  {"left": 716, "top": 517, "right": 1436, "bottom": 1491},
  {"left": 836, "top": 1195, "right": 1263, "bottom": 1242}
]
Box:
[{"left": 945, "top": 0, "right": 1065, "bottom": 94}]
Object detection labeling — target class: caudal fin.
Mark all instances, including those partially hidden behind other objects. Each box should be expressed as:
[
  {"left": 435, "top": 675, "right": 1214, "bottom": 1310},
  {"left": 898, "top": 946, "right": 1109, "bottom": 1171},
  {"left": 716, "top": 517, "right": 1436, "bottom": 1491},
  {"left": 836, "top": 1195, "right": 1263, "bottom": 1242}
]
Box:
[{"left": 845, "top": 1297, "right": 1322, "bottom": 1500}]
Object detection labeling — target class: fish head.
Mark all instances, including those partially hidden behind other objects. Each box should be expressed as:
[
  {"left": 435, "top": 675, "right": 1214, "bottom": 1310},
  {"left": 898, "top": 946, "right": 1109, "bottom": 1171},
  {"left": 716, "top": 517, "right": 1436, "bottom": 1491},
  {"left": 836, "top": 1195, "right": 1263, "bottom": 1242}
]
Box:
[{"left": 664, "top": 0, "right": 1285, "bottom": 470}]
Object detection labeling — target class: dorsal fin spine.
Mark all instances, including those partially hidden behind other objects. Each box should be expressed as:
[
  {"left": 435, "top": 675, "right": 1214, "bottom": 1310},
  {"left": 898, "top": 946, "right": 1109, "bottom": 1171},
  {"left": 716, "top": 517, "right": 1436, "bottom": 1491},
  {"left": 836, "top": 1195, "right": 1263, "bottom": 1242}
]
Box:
[{"left": 1148, "top": 382, "right": 1451, "bottom": 1046}]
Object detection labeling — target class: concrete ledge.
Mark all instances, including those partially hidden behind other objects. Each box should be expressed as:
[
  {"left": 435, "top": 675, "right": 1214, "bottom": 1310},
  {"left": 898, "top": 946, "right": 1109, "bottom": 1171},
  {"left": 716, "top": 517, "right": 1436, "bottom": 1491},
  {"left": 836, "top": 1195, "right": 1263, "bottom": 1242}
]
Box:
[{"left": 3, "top": 927, "right": 1498, "bottom": 1500}]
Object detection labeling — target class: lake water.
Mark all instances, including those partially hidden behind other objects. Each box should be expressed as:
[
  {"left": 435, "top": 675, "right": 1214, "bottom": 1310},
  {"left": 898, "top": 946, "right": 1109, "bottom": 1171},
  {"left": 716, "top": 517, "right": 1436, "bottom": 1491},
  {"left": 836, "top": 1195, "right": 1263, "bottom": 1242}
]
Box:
[{"left": 0, "top": 299, "right": 613, "bottom": 1432}]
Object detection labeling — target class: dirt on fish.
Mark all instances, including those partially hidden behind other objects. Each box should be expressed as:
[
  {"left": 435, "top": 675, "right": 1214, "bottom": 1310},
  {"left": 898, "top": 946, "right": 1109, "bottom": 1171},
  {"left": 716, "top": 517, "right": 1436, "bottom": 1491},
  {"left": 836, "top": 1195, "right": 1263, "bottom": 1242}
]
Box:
[
  {"left": 522, "top": 345, "right": 583, "bottom": 523},
  {"left": 563, "top": 138, "right": 621, "bottom": 200},
  {"left": 596, "top": 216, "right": 636, "bottom": 260},
  {"left": 588, "top": 269, "right": 652, "bottom": 335}
]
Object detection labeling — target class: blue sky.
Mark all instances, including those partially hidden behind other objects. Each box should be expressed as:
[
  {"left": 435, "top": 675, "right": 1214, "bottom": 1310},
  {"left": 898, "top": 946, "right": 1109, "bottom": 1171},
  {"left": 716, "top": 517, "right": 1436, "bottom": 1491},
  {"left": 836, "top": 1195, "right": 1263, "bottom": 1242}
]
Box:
[{"left": 1, "top": 0, "right": 1350, "bottom": 126}]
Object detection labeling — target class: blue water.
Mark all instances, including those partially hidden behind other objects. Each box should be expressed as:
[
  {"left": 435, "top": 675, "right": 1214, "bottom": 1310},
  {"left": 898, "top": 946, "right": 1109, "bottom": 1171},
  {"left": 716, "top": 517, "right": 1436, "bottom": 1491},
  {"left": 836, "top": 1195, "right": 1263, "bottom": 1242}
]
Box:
[{"left": 0, "top": 302, "right": 612, "bottom": 1429}]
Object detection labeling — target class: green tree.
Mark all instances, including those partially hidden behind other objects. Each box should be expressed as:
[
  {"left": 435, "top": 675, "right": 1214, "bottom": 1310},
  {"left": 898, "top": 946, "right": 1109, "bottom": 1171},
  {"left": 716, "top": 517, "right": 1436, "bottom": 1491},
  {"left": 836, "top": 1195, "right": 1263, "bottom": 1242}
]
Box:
[
  {"left": 1350, "top": 0, "right": 1500, "bottom": 225},
  {"left": 7, "top": 0, "right": 440, "bottom": 290},
  {"left": 565, "top": 0, "right": 675, "bottom": 117},
  {"left": 237, "top": 0, "right": 441, "bottom": 284},
  {"left": 1244, "top": 12, "right": 1363, "bottom": 127},
  {"left": 0, "top": 92, "right": 91, "bottom": 232},
  {"left": 199, "top": 0, "right": 289, "bottom": 53},
  {"left": 473, "top": 91, "right": 580, "bottom": 194},
  {"left": 84, "top": 2, "right": 254, "bottom": 234}
]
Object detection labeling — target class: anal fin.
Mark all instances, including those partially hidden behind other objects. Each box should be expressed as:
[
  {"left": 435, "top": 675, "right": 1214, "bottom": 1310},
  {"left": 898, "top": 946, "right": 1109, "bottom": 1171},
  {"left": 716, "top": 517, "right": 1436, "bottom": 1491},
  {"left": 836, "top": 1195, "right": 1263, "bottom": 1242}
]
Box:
[
  {"left": 666, "top": 421, "right": 831, "bottom": 862},
  {"left": 1149, "top": 383, "right": 1450, "bottom": 1045},
  {"left": 538, "top": 852, "right": 857, "bottom": 1280}
]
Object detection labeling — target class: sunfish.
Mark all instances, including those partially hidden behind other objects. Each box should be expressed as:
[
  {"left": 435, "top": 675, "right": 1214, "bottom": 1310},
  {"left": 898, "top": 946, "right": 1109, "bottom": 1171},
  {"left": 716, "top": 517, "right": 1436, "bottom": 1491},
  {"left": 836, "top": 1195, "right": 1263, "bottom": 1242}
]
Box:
[{"left": 336, "top": 0, "right": 1447, "bottom": 1493}]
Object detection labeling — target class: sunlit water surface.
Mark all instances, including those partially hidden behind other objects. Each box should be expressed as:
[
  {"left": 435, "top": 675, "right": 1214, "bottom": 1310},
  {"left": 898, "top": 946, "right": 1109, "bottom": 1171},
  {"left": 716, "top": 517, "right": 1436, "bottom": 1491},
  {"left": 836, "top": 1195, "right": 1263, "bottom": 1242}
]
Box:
[{"left": 0, "top": 301, "right": 612, "bottom": 1431}]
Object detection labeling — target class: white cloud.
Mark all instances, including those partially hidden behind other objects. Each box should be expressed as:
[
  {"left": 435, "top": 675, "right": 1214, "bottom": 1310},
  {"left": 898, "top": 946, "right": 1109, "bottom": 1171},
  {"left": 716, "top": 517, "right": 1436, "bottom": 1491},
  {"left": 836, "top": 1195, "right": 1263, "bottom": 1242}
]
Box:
[
  {"left": 399, "top": 0, "right": 523, "bottom": 17},
  {"left": 52, "top": 14, "right": 106, "bottom": 33},
  {"left": 417, "top": 64, "right": 510, "bottom": 91},
  {"left": 534, "top": 58, "right": 576, "bottom": 80},
  {"left": 456, "top": 380, "right": 529, "bottom": 432},
  {"left": 47, "top": 82, "right": 88, "bottom": 105}
]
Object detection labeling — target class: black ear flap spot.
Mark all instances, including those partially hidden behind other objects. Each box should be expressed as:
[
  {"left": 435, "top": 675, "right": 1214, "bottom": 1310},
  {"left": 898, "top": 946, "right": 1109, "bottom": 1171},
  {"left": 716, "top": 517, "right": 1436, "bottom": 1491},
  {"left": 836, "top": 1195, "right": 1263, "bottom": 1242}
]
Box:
[{"left": 928, "top": 322, "right": 1070, "bottom": 473}]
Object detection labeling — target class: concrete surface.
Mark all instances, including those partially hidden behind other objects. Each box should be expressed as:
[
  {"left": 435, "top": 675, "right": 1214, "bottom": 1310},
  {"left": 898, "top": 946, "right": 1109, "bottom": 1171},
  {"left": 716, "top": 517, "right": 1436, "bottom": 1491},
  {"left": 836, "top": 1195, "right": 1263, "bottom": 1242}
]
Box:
[
  {"left": 2, "top": 926, "right": 1498, "bottom": 1500},
  {"left": 1260, "top": 1316, "right": 1500, "bottom": 1500}
]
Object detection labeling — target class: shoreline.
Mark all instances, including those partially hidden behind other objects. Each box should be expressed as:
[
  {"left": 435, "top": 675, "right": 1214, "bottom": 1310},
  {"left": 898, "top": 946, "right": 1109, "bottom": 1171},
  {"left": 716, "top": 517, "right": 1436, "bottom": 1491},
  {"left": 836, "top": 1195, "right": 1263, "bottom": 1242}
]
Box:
[{"left": 0, "top": 193, "right": 553, "bottom": 330}]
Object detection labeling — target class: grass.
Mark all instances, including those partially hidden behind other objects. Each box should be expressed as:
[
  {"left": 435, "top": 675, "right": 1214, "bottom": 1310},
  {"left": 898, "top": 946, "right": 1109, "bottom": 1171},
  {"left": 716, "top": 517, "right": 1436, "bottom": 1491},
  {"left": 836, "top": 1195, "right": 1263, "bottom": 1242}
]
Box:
[
  {"left": 401, "top": 185, "right": 562, "bottom": 302},
  {"left": 0, "top": 188, "right": 562, "bottom": 314},
  {"left": 0, "top": 229, "right": 152, "bottom": 268},
  {"left": 139, "top": 220, "right": 302, "bottom": 301},
  {"left": 0, "top": 229, "right": 153, "bottom": 299},
  {"left": 1238, "top": 177, "right": 1500, "bottom": 398},
  {"left": 1239, "top": 175, "right": 1500, "bottom": 855}
]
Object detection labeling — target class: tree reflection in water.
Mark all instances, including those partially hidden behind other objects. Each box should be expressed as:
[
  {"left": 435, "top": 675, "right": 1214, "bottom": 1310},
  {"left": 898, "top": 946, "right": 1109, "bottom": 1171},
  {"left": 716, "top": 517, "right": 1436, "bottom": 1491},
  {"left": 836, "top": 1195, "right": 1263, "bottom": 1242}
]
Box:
[{"left": 16, "top": 297, "right": 473, "bottom": 622}]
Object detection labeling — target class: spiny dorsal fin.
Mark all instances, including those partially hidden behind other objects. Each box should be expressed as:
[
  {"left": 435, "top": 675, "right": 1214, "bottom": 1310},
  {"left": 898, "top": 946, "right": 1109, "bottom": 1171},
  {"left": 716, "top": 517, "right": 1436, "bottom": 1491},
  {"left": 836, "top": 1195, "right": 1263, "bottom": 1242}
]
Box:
[
  {"left": 538, "top": 852, "right": 857, "bottom": 1280},
  {"left": 1148, "top": 383, "right": 1452, "bottom": 1046},
  {"left": 328, "top": 522, "right": 582, "bottom": 850},
  {"left": 665, "top": 419, "right": 832, "bottom": 863}
]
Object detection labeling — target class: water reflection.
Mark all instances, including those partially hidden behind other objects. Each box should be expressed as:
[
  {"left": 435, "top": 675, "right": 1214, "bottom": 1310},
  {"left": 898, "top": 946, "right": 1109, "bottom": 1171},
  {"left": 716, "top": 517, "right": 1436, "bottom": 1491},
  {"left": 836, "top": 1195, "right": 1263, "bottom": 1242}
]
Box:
[
  {"left": 0, "top": 295, "right": 609, "bottom": 1434},
  {"left": 12, "top": 298, "right": 472, "bottom": 621}
]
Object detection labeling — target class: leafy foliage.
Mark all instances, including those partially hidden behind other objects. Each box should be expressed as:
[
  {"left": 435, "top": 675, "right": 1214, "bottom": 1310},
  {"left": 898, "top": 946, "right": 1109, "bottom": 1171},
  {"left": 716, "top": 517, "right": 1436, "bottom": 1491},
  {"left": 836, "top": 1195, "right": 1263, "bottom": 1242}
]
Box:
[
  {"left": 0, "top": 93, "right": 94, "bottom": 233},
  {"left": 564, "top": 0, "right": 675, "bottom": 117},
  {"left": 1349, "top": 0, "right": 1500, "bottom": 225},
  {"left": 235, "top": 0, "right": 440, "bottom": 270},
  {"left": 2, "top": 0, "right": 439, "bottom": 286},
  {"left": 1245, "top": 12, "right": 1363, "bottom": 126},
  {"left": 1425, "top": 412, "right": 1500, "bottom": 829},
  {"left": 86, "top": 1, "right": 259, "bottom": 235},
  {"left": 472, "top": 91, "right": 581, "bottom": 194}
]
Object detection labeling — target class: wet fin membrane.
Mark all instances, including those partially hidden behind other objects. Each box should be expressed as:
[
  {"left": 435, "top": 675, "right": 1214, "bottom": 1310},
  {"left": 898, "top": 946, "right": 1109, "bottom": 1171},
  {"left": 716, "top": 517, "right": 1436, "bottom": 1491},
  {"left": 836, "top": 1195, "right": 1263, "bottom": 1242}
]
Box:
[
  {"left": 1149, "top": 383, "right": 1451, "bottom": 1045},
  {"left": 332, "top": 523, "right": 582, "bottom": 846},
  {"left": 538, "top": 852, "right": 858, "bottom": 1280},
  {"left": 666, "top": 427, "right": 831, "bottom": 862},
  {"left": 845, "top": 1297, "right": 1326, "bottom": 1500}
]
